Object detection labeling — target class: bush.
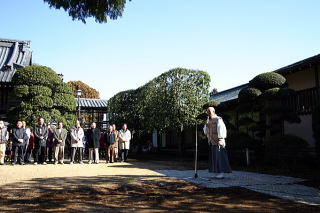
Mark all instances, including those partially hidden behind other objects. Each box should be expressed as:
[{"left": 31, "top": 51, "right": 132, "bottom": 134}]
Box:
[
  {"left": 30, "top": 96, "right": 54, "bottom": 108},
  {"left": 14, "top": 85, "right": 29, "bottom": 97},
  {"left": 249, "top": 72, "right": 286, "bottom": 91},
  {"left": 53, "top": 93, "right": 76, "bottom": 111},
  {"left": 54, "top": 82, "right": 73, "bottom": 95},
  {"left": 29, "top": 85, "right": 52, "bottom": 97},
  {"left": 12, "top": 65, "right": 61, "bottom": 87},
  {"left": 238, "top": 87, "right": 261, "bottom": 102},
  {"left": 260, "top": 88, "right": 281, "bottom": 100},
  {"left": 264, "top": 134, "right": 309, "bottom": 165},
  {"left": 31, "top": 111, "right": 51, "bottom": 124}
]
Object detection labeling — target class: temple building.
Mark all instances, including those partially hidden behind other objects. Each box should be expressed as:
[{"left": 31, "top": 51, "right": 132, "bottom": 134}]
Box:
[{"left": 0, "top": 38, "right": 32, "bottom": 119}]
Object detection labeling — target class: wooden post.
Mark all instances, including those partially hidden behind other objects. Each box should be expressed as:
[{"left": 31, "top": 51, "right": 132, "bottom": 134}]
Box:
[{"left": 315, "top": 65, "right": 319, "bottom": 88}]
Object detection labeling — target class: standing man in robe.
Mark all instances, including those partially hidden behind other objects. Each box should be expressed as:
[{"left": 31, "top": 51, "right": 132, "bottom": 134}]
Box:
[
  {"left": 203, "top": 107, "right": 231, "bottom": 179},
  {"left": 34, "top": 118, "right": 48, "bottom": 165},
  {"left": 119, "top": 123, "right": 131, "bottom": 162}
]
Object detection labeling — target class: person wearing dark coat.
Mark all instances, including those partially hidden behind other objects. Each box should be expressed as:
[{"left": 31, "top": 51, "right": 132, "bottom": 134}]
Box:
[
  {"left": 12, "top": 121, "right": 28, "bottom": 165},
  {"left": 104, "top": 125, "right": 116, "bottom": 163},
  {"left": 86, "top": 122, "right": 101, "bottom": 164},
  {"left": 34, "top": 118, "right": 48, "bottom": 165}
]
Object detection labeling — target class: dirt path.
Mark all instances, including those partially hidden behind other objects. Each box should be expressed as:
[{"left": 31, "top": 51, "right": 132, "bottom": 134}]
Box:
[{"left": 0, "top": 160, "right": 319, "bottom": 213}]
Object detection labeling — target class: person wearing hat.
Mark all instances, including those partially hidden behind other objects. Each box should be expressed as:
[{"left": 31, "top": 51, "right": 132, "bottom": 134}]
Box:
[{"left": 203, "top": 107, "right": 232, "bottom": 179}]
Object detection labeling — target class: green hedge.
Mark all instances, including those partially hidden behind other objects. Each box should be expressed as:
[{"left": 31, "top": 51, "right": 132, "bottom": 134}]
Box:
[
  {"left": 249, "top": 72, "right": 286, "bottom": 91},
  {"left": 14, "top": 85, "right": 29, "bottom": 97},
  {"left": 260, "top": 87, "right": 281, "bottom": 99},
  {"left": 238, "top": 87, "right": 261, "bottom": 102},
  {"left": 53, "top": 93, "right": 76, "bottom": 111},
  {"left": 12, "top": 65, "right": 61, "bottom": 87},
  {"left": 30, "top": 96, "right": 54, "bottom": 108},
  {"left": 54, "top": 82, "right": 73, "bottom": 95},
  {"left": 29, "top": 85, "right": 52, "bottom": 97}
]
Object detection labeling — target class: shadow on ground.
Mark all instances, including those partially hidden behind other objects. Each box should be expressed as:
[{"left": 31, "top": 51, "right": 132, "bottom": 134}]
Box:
[{"left": 0, "top": 174, "right": 319, "bottom": 213}]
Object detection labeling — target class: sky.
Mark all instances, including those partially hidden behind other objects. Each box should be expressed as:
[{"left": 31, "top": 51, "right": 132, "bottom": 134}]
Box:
[{"left": 1, "top": 0, "right": 320, "bottom": 99}]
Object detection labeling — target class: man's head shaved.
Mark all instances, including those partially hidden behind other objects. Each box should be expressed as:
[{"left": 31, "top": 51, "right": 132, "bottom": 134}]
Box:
[
  {"left": 207, "top": 107, "right": 216, "bottom": 118},
  {"left": 207, "top": 107, "right": 215, "bottom": 113}
]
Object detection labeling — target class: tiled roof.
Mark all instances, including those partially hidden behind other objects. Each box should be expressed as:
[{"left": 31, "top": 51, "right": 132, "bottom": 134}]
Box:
[
  {"left": 210, "top": 84, "right": 248, "bottom": 103},
  {"left": 275, "top": 54, "right": 320, "bottom": 75},
  {"left": 210, "top": 53, "right": 320, "bottom": 103},
  {"left": 76, "top": 98, "right": 108, "bottom": 109},
  {"left": 0, "top": 38, "right": 32, "bottom": 82}
]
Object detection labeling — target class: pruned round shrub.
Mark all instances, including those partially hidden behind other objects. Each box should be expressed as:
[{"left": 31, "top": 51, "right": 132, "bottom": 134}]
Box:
[
  {"left": 63, "top": 113, "right": 77, "bottom": 130},
  {"left": 264, "top": 134, "right": 309, "bottom": 165},
  {"left": 31, "top": 111, "right": 51, "bottom": 124},
  {"left": 260, "top": 88, "right": 281, "bottom": 99},
  {"left": 29, "top": 85, "right": 52, "bottom": 97},
  {"left": 238, "top": 87, "right": 261, "bottom": 102},
  {"left": 12, "top": 65, "right": 61, "bottom": 87},
  {"left": 14, "top": 85, "right": 29, "bottom": 97},
  {"left": 53, "top": 93, "right": 76, "bottom": 111},
  {"left": 30, "top": 96, "right": 54, "bottom": 108},
  {"left": 249, "top": 72, "right": 286, "bottom": 91},
  {"left": 54, "top": 82, "right": 73, "bottom": 95}
]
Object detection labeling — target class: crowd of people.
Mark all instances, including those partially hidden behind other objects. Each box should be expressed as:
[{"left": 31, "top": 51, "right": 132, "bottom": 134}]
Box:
[{"left": 0, "top": 118, "right": 132, "bottom": 166}]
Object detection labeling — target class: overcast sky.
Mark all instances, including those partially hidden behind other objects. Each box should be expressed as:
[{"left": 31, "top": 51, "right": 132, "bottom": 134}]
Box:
[{"left": 1, "top": 0, "right": 320, "bottom": 99}]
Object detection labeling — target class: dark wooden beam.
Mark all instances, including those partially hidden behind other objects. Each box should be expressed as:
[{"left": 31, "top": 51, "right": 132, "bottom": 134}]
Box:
[{"left": 315, "top": 64, "right": 319, "bottom": 88}]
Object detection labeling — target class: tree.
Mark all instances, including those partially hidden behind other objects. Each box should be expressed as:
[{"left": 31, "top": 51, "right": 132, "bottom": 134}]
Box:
[
  {"left": 43, "top": 0, "right": 131, "bottom": 23},
  {"left": 68, "top": 81, "right": 100, "bottom": 99},
  {"left": 10, "top": 65, "right": 77, "bottom": 130},
  {"left": 108, "top": 67, "right": 211, "bottom": 154},
  {"left": 237, "top": 72, "right": 300, "bottom": 138}
]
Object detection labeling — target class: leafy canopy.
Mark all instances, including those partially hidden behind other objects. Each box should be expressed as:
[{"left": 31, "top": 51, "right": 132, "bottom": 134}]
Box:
[
  {"left": 43, "top": 0, "right": 131, "bottom": 23},
  {"left": 108, "top": 68, "right": 210, "bottom": 132},
  {"left": 68, "top": 81, "right": 100, "bottom": 99}
]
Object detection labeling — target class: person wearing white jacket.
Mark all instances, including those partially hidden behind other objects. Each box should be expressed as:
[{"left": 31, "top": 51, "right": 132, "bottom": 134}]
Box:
[
  {"left": 203, "top": 107, "right": 232, "bottom": 179},
  {"left": 119, "top": 123, "right": 131, "bottom": 162},
  {"left": 70, "top": 120, "right": 84, "bottom": 164}
]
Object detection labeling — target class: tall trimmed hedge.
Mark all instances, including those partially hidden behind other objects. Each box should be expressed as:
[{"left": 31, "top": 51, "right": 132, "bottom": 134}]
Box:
[
  {"left": 249, "top": 72, "right": 286, "bottom": 91},
  {"left": 10, "top": 65, "right": 76, "bottom": 129}
]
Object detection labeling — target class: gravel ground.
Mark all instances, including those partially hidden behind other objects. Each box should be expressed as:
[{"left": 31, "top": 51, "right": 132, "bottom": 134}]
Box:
[{"left": 0, "top": 160, "right": 319, "bottom": 213}]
